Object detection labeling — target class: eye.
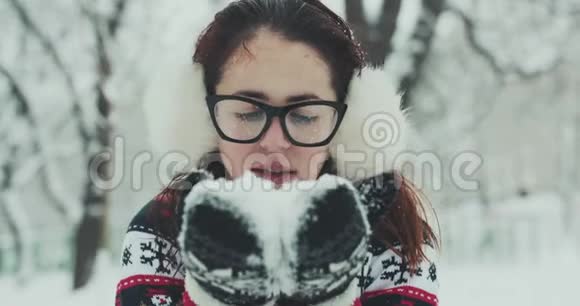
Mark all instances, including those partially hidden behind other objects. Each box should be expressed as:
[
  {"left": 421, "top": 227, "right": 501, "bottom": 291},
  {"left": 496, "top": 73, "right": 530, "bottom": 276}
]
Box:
[
  {"left": 235, "top": 111, "right": 265, "bottom": 122},
  {"left": 288, "top": 111, "right": 318, "bottom": 125}
]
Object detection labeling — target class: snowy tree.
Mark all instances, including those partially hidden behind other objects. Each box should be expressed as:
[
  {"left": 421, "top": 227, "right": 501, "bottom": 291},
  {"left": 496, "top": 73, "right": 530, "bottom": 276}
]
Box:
[
  {"left": 400, "top": 0, "right": 580, "bottom": 262},
  {"left": 345, "top": 0, "right": 445, "bottom": 109},
  {"left": 72, "top": 0, "right": 128, "bottom": 290},
  {"left": 1, "top": 0, "right": 578, "bottom": 293},
  {"left": 345, "top": 0, "right": 402, "bottom": 67},
  {"left": 0, "top": 0, "right": 130, "bottom": 288}
]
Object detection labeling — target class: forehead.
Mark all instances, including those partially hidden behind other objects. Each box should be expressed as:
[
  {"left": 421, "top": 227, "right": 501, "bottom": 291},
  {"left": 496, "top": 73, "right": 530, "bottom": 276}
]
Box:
[{"left": 216, "top": 28, "right": 336, "bottom": 103}]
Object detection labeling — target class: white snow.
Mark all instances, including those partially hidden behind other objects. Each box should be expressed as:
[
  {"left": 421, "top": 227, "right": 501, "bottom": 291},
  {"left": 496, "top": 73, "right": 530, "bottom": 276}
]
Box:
[
  {"left": 439, "top": 248, "right": 579, "bottom": 305},
  {"left": 180, "top": 172, "right": 366, "bottom": 296},
  {"left": 3, "top": 189, "right": 579, "bottom": 305},
  {"left": 1, "top": 251, "right": 119, "bottom": 306},
  {"left": 2, "top": 0, "right": 579, "bottom": 305},
  {"left": 184, "top": 172, "right": 301, "bottom": 294},
  {"left": 3, "top": 250, "right": 578, "bottom": 306}
]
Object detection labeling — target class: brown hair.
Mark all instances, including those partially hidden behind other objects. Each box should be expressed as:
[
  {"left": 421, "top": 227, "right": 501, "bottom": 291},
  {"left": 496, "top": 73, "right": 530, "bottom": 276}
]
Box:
[
  {"left": 373, "top": 172, "right": 439, "bottom": 269},
  {"left": 192, "top": 0, "right": 365, "bottom": 103}
]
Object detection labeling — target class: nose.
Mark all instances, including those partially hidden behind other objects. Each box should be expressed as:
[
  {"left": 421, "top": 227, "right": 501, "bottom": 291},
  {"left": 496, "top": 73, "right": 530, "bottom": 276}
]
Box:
[{"left": 259, "top": 117, "right": 291, "bottom": 151}]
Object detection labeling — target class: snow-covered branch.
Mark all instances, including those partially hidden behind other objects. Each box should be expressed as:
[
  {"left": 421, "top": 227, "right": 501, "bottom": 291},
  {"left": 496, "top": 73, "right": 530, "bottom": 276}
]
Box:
[
  {"left": 0, "top": 146, "right": 34, "bottom": 279},
  {"left": 73, "top": 0, "right": 129, "bottom": 290},
  {"left": 445, "top": 2, "right": 566, "bottom": 81},
  {"left": 345, "top": 0, "right": 402, "bottom": 66},
  {"left": 395, "top": 0, "right": 445, "bottom": 109},
  {"left": 444, "top": 5, "right": 507, "bottom": 78},
  {"left": 7, "top": 0, "right": 84, "bottom": 120},
  {"left": 0, "top": 64, "right": 81, "bottom": 223}
]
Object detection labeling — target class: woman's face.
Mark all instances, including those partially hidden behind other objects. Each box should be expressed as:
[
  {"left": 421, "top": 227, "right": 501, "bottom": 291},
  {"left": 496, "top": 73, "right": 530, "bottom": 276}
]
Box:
[{"left": 215, "top": 28, "right": 337, "bottom": 186}]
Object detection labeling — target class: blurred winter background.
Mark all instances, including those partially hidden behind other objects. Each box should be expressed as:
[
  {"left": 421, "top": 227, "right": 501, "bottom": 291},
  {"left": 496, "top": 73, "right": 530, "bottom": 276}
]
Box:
[{"left": 1, "top": 0, "right": 579, "bottom": 305}]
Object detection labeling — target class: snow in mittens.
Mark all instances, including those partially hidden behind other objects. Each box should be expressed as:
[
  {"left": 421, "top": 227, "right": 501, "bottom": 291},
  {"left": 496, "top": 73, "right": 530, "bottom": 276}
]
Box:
[{"left": 178, "top": 171, "right": 368, "bottom": 299}]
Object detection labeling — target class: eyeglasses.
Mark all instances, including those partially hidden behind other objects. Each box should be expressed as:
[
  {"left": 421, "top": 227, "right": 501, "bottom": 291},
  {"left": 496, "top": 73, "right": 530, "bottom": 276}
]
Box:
[{"left": 206, "top": 95, "right": 347, "bottom": 147}]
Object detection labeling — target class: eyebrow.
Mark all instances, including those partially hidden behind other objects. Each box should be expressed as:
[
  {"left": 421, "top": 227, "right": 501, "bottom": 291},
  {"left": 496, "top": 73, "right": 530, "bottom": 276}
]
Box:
[{"left": 233, "top": 90, "right": 321, "bottom": 103}]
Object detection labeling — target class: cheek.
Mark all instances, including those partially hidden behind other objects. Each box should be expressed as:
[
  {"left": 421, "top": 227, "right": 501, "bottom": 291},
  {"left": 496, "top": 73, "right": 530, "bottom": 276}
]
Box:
[
  {"left": 218, "top": 141, "right": 256, "bottom": 177},
  {"left": 294, "top": 146, "right": 330, "bottom": 179}
]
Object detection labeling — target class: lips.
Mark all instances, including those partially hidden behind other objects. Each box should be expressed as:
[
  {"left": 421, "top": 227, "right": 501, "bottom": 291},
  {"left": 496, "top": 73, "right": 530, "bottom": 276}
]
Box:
[{"left": 250, "top": 161, "right": 297, "bottom": 186}]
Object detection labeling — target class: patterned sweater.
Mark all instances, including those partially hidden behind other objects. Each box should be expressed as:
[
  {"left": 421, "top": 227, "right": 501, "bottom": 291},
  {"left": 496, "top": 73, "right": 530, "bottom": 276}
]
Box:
[{"left": 115, "top": 178, "right": 439, "bottom": 306}]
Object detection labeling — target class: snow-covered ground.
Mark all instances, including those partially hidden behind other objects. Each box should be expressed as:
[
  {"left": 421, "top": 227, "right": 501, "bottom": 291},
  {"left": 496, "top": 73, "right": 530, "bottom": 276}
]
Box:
[
  {"left": 439, "top": 246, "right": 579, "bottom": 305},
  {"left": 3, "top": 192, "right": 579, "bottom": 306},
  {"left": 2, "top": 247, "right": 578, "bottom": 306},
  {"left": 1, "top": 252, "right": 119, "bottom": 306}
]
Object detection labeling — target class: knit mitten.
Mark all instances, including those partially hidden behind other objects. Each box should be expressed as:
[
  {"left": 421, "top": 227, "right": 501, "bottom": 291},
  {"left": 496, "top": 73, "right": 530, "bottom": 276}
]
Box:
[
  {"left": 179, "top": 174, "right": 274, "bottom": 306},
  {"left": 179, "top": 173, "right": 370, "bottom": 306},
  {"left": 279, "top": 174, "right": 370, "bottom": 306}
]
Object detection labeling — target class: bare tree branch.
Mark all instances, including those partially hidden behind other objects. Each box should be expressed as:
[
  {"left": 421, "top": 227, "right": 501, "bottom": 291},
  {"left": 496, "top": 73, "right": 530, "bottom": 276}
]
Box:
[
  {"left": 0, "top": 145, "right": 35, "bottom": 278},
  {"left": 444, "top": 5, "right": 505, "bottom": 78},
  {"left": 376, "top": 0, "right": 403, "bottom": 59},
  {"left": 7, "top": 0, "right": 92, "bottom": 147},
  {"left": 0, "top": 65, "right": 79, "bottom": 222},
  {"left": 108, "top": 0, "right": 129, "bottom": 36},
  {"left": 7, "top": 0, "right": 70, "bottom": 82},
  {"left": 0, "top": 66, "right": 31, "bottom": 123},
  {"left": 445, "top": 4, "right": 563, "bottom": 81},
  {"left": 0, "top": 159, "right": 21, "bottom": 272},
  {"left": 399, "top": 0, "right": 445, "bottom": 109},
  {"left": 0, "top": 65, "right": 77, "bottom": 218},
  {"left": 346, "top": 0, "right": 402, "bottom": 67},
  {"left": 73, "top": 0, "right": 128, "bottom": 290}
]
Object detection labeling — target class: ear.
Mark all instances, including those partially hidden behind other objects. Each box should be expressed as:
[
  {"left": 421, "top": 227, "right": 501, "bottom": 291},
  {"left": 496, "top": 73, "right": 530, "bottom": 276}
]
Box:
[
  {"left": 329, "top": 67, "right": 410, "bottom": 181},
  {"left": 144, "top": 60, "right": 218, "bottom": 170}
]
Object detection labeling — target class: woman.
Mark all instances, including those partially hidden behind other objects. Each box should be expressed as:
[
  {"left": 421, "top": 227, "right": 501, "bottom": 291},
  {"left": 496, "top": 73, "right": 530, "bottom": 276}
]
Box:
[{"left": 116, "top": 0, "right": 439, "bottom": 305}]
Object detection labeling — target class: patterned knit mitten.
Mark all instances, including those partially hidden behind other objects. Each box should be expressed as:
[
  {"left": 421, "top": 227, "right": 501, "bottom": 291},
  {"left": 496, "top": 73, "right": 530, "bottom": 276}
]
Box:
[
  {"left": 278, "top": 174, "right": 371, "bottom": 306},
  {"left": 179, "top": 173, "right": 371, "bottom": 306},
  {"left": 179, "top": 174, "right": 275, "bottom": 306}
]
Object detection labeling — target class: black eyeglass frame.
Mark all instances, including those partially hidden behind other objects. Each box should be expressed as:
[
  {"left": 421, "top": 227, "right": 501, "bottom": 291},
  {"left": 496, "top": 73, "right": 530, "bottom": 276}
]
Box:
[{"left": 206, "top": 94, "right": 348, "bottom": 147}]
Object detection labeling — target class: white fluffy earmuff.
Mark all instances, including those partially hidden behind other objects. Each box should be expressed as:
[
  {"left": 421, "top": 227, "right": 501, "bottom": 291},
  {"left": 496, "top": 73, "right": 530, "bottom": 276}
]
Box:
[{"left": 329, "top": 68, "right": 409, "bottom": 181}]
